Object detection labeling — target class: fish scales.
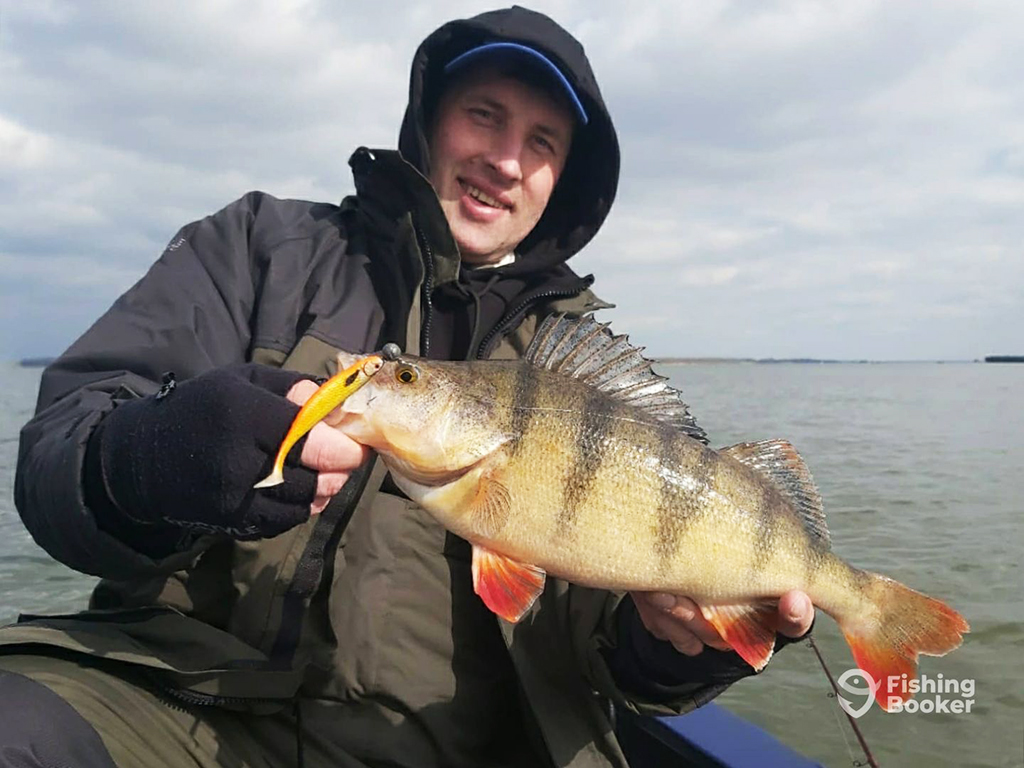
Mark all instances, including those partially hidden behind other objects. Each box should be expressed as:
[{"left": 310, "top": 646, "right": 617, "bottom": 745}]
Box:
[{"left": 492, "top": 365, "right": 813, "bottom": 601}]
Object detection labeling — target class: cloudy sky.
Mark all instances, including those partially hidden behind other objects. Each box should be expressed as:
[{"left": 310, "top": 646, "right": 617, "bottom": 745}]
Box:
[{"left": 1, "top": 0, "right": 1021, "bottom": 361}]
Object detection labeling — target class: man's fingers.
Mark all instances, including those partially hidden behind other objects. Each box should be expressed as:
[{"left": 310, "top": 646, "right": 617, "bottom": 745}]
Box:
[
  {"left": 282, "top": 381, "right": 370, "bottom": 471},
  {"left": 635, "top": 597, "right": 696, "bottom": 652},
  {"left": 635, "top": 592, "right": 730, "bottom": 649},
  {"left": 300, "top": 422, "right": 370, "bottom": 473},
  {"left": 631, "top": 593, "right": 731, "bottom": 654},
  {"left": 648, "top": 613, "right": 703, "bottom": 656},
  {"left": 777, "top": 590, "right": 815, "bottom": 638},
  {"left": 316, "top": 471, "right": 352, "bottom": 499},
  {"left": 634, "top": 590, "right": 815, "bottom": 664},
  {"left": 310, "top": 472, "right": 352, "bottom": 516},
  {"left": 310, "top": 470, "right": 358, "bottom": 516},
  {"left": 636, "top": 592, "right": 695, "bottom": 620},
  {"left": 285, "top": 379, "right": 320, "bottom": 406}
]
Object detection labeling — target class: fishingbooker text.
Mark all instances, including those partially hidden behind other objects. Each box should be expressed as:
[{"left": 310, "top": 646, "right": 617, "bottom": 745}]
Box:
[{"left": 837, "top": 668, "right": 976, "bottom": 718}]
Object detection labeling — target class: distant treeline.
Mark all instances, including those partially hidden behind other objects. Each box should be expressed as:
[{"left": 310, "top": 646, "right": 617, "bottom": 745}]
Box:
[
  {"left": 657, "top": 357, "right": 980, "bottom": 365},
  {"left": 984, "top": 356, "right": 1024, "bottom": 363}
]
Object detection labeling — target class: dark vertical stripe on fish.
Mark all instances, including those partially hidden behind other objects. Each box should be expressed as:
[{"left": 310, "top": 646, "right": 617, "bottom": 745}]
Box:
[
  {"left": 508, "top": 362, "right": 539, "bottom": 458},
  {"left": 803, "top": 538, "right": 829, "bottom": 587},
  {"left": 653, "top": 428, "right": 712, "bottom": 570},
  {"left": 750, "top": 483, "right": 780, "bottom": 576},
  {"left": 558, "top": 390, "right": 613, "bottom": 535}
]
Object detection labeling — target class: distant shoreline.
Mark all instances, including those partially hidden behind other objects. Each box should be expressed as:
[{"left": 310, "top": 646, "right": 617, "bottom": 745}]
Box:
[{"left": 655, "top": 357, "right": 983, "bottom": 365}]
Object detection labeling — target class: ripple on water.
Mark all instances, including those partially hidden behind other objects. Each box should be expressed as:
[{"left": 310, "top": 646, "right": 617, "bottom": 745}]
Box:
[
  {"left": 950, "top": 561, "right": 982, "bottom": 574},
  {"left": 969, "top": 621, "right": 1024, "bottom": 645}
]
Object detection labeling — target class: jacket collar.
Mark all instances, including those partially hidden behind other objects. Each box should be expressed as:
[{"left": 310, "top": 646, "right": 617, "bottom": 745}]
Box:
[{"left": 348, "top": 147, "right": 461, "bottom": 287}]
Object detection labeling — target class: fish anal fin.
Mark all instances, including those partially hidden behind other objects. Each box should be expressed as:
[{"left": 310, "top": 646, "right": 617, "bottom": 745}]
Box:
[
  {"left": 700, "top": 601, "right": 779, "bottom": 672},
  {"left": 472, "top": 545, "right": 546, "bottom": 623},
  {"left": 722, "top": 439, "right": 829, "bottom": 548}
]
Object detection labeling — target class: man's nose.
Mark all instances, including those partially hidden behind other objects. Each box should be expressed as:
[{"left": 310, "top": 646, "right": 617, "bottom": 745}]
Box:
[{"left": 485, "top": 133, "right": 524, "bottom": 182}]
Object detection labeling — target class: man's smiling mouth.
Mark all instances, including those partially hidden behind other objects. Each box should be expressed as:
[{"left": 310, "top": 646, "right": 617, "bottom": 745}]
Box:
[{"left": 460, "top": 180, "right": 511, "bottom": 210}]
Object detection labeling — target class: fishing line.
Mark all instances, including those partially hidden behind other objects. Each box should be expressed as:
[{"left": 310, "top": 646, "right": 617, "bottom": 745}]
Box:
[
  {"left": 824, "top": 677, "right": 863, "bottom": 768},
  {"left": 807, "top": 635, "right": 880, "bottom": 768}
]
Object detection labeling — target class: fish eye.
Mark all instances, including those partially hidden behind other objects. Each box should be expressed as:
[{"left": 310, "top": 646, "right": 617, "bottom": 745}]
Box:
[{"left": 395, "top": 364, "right": 419, "bottom": 384}]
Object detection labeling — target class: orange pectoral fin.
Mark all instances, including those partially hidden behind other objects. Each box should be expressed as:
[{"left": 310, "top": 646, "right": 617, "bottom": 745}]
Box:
[
  {"left": 471, "top": 545, "right": 546, "bottom": 623},
  {"left": 700, "top": 601, "right": 780, "bottom": 672}
]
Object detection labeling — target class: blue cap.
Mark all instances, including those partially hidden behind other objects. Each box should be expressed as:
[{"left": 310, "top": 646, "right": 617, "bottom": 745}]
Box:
[{"left": 443, "top": 42, "right": 588, "bottom": 126}]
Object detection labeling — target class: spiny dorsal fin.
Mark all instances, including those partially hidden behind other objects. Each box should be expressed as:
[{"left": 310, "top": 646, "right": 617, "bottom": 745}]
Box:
[
  {"left": 526, "top": 314, "right": 708, "bottom": 444},
  {"left": 721, "top": 439, "right": 830, "bottom": 548}
]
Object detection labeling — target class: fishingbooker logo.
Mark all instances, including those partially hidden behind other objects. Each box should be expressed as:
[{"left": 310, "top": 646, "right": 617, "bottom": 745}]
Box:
[{"left": 836, "top": 669, "right": 976, "bottom": 717}]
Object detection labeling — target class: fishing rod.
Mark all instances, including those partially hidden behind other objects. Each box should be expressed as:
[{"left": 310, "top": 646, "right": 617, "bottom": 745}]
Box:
[{"left": 807, "top": 636, "right": 881, "bottom": 768}]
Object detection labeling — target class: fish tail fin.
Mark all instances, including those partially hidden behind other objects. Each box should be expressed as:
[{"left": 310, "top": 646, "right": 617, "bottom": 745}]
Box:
[
  {"left": 840, "top": 572, "right": 969, "bottom": 711},
  {"left": 253, "top": 467, "right": 285, "bottom": 489}
]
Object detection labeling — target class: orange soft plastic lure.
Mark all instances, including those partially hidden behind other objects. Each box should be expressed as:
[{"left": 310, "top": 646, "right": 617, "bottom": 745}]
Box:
[{"left": 253, "top": 354, "right": 385, "bottom": 489}]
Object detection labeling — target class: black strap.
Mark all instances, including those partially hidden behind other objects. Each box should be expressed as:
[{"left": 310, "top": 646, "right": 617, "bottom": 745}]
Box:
[{"left": 268, "top": 456, "right": 382, "bottom": 665}]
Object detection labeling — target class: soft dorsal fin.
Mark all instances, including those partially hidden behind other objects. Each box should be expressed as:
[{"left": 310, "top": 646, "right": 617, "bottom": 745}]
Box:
[
  {"left": 526, "top": 314, "right": 708, "bottom": 444},
  {"left": 721, "top": 439, "right": 830, "bottom": 548}
]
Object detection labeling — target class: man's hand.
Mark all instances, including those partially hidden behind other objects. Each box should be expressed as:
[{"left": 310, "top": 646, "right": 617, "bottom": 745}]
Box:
[
  {"left": 285, "top": 379, "right": 370, "bottom": 515},
  {"left": 631, "top": 590, "right": 814, "bottom": 656},
  {"left": 88, "top": 363, "right": 370, "bottom": 541}
]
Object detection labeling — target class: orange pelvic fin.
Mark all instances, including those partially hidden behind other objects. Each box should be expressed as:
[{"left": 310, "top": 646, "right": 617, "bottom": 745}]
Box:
[
  {"left": 840, "top": 573, "right": 969, "bottom": 711},
  {"left": 700, "top": 601, "right": 780, "bottom": 672},
  {"left": 253, "top": 354, "right": 384, "bottom": 489},
  {"left": 471, "top": 545, "right": 546, "bottom": 623}
]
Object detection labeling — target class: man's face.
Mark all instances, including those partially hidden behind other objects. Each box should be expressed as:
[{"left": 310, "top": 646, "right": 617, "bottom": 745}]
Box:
[{"left": 428, "top": 67, "right": 575, "bottom": 265}]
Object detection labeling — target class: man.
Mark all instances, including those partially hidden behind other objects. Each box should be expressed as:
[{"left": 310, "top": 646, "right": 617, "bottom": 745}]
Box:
[{"left": 0, "top": 7, "right": 812, "bottom": 767}]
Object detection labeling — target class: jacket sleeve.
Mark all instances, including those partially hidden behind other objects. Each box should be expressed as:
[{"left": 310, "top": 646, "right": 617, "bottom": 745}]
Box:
[
  {"left": 568, "top": 583, "right": 811, "bottom": 717},
  {"left": 565, "top": 585, "right": 739, "bottom": 717},
  {"left": 14, "top": 192, "right": 275, "bottom": 581}
]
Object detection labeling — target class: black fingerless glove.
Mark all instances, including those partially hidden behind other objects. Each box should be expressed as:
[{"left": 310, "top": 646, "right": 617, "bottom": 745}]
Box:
[
  {"left": 607, "top": 598, "right": 813, "bottom": 706},
  {"left": 84, "top": 363, "right": 320, "bottom": 553}
]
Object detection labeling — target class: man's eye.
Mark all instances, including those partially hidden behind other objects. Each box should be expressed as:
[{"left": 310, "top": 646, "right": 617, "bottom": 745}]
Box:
[
  {"left": 533, "top": 135, "right": 556, "bottom": 154},
  {"left": 468, "top": 107, "right": 493, "bottom": 120}
]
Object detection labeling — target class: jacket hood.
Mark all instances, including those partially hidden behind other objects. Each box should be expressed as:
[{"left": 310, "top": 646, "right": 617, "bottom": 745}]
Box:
[{"left": 398, "top": 6, "right": 620, "bottom": 273}]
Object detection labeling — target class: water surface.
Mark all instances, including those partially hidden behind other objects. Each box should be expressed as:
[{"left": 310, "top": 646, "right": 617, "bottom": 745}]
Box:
[{"left": 1, "top": 361, "right": 1020, "bottom": 766}]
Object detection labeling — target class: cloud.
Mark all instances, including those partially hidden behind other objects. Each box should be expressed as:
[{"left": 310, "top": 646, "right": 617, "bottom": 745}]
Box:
[{"left": 1, "top": 0, "right": 1022, "bottom": 360}]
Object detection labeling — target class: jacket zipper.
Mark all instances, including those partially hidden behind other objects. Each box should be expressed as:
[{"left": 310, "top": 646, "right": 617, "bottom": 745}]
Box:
[
  {"left": 412, "top": 213, "right": 590, "bottom": 360},
  {"left": 157, "top": 685, "right": 307, "bottom": 768},
  {"left": 159, "top": 686, "right": 285, "bottom": 709},
  {"left": 413, "top": 222, "right": 435, "bottom": 357},
  {"left": 475, "top": 279, "right": 591, "bottom": 359},
  {"left": 151, "top": 676, "right": 291, "bottom": 712}
]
